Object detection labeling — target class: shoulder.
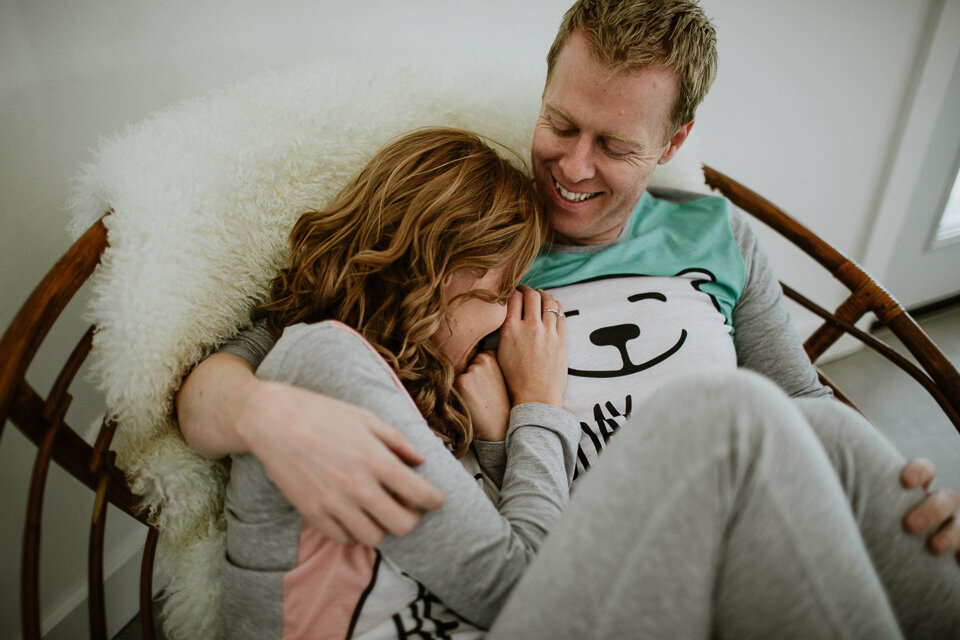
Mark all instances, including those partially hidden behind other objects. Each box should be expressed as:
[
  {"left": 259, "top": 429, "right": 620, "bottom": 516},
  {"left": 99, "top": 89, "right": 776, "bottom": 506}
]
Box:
[
  {"left": 639, "top": 187, "right": 732, "bottom": 241},
  {"left": 644, "top": 186, "right": 729, "bottom": 215},
  {"left": 645, "top": 187, "right": 761, "bottom": 259},
  {"left": 723, "top": 203, "right": 759, "bottom": 250},
  {"left": 258, "top": 321, "right": 401, "bottom": 392}
]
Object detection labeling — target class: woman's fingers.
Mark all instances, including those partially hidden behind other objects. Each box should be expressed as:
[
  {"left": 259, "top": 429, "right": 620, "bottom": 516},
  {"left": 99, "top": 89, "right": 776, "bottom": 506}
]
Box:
[
  {"left": 498, "top": 286, "right": 568, "bottom": 407},
  {"left": 506, "top": 287, "right": 525, "bottom": 323},
  {"left": 522, "top": 284, "right": 542, "bottom": 319},
  {"left": 539, "top": 291, "right": 564, "bottom": 329}
]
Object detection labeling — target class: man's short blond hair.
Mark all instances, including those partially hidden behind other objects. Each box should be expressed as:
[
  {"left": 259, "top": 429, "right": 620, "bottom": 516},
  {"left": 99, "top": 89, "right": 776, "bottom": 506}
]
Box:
[{"left": 546, "top": 0, "right": 718, "bottom": 139}]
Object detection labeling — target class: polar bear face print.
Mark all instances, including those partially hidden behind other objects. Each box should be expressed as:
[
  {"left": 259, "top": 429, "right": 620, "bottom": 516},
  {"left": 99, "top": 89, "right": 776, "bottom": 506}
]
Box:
[{"left": 543, "top": 270, "right": 738, "bottom": 477}]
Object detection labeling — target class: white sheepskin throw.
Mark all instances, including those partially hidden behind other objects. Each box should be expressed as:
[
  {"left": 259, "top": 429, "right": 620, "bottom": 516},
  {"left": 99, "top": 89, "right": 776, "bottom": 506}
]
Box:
[{"left": 68, "top": 55, "right": 704, "bottom": 640}]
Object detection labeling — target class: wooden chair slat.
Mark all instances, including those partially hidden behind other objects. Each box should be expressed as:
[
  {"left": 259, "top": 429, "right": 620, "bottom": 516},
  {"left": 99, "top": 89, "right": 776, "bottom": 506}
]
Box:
[
  {"left": 22, "top": 408, "right": 63, "bottom": 640},
  {"left": 785, "top": 284, "right": 960, "bottom": 423},
  {"left": 140, "top": 527, "right": 160, "bottom": 640},
  {"left": 89, "top": 418, "right": 119, "bottom": 476},
  {"left": 11, "top": 380, "right": 145, "bottom": 519},
  {"left": 89, "top": 473, "right": 111, "bottom": 640},
  {"left": 42, "top": 326, "right": 95, "bottom": 426}
]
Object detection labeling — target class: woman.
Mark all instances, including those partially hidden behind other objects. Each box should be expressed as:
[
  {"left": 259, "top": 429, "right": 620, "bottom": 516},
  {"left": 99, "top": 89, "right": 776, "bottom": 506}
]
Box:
[{"left": 221, "top": 127, "right": 580, "bottom": 639}]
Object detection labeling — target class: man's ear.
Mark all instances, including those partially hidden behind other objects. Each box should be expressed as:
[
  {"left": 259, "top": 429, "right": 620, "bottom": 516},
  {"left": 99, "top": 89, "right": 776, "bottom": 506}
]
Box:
[{"left": 658, "top": 120, "right": 694, "bottom": 165}]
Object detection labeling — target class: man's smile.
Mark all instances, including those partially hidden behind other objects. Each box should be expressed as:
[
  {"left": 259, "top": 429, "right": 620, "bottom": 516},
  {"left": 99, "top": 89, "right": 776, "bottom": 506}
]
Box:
[{"left": 554, "top": 178, "right": 599, "bottom": 203}]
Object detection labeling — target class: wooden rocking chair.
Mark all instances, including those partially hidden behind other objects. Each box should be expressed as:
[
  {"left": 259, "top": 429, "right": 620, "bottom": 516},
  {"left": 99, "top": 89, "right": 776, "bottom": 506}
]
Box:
[{"left": 2, "top": 167, "right": 959, "bottom": 639}]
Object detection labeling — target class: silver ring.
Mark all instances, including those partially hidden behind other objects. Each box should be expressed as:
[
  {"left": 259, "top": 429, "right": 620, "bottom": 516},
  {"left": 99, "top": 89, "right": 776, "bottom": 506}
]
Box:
[{"left": 543, "top": 308, "right": 564, "bottom": 318}]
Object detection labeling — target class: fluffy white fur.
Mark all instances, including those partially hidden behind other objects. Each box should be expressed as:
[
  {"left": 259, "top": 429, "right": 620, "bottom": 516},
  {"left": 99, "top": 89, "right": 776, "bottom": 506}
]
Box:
[{"left": 68, "top": 56, "right": 704, "bottom": 640}]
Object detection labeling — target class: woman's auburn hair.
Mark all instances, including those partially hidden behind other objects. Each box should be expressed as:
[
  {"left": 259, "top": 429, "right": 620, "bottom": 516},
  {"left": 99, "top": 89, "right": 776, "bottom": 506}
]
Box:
[{"left": 262, "top": 127, "right": 546, "bottom": 456}]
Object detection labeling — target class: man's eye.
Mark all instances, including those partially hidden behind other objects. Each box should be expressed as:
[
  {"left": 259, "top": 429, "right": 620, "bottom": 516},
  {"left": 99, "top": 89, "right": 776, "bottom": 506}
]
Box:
[
  {"left": 602, "top": 139, "right": 634, "bottom": 158},
  {"left": 552, "top": 124, "right": 577, "bottom": 137}
]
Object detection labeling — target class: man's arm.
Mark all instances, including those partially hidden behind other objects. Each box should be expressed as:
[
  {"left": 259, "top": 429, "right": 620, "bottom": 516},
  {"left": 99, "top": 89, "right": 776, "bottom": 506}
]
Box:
[
  {"left": 176, "top": 350, "right": 445, "bottom": 545},
  {"left": 728, "top": 206, "right": 959, "bottom": 561},
  {"left": 177, "top": 352, "right": 260, "bottom": 458}
]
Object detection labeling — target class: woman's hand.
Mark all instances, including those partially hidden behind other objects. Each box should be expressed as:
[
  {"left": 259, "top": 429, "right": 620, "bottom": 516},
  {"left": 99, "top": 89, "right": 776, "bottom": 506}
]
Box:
[
  {"left": 455, "top": 352, "right": 511, "bottom": 442},
  {"left": 497, "top": 286, "right": 568, "bottom": 407}
]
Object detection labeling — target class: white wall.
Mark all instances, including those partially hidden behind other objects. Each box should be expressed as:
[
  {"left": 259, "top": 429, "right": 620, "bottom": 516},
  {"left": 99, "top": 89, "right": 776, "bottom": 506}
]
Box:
[
  {"left": 0, "top": 1, "right": 939, "bottom": 638},
  {"left": 697, "top": 1, "right": 938, "bottom": 322}
]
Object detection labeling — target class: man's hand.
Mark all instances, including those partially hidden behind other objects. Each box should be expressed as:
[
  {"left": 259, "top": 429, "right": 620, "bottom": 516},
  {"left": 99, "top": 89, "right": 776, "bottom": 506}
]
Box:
[
  {"left": 244, "top": 381, "right": 445, "bottom": 546},
  {"left": 177, "top": 354, "right": 445, "bottom": 546},
  {"left": 900, "top": 458, "right": 960, "bottom": 564}
]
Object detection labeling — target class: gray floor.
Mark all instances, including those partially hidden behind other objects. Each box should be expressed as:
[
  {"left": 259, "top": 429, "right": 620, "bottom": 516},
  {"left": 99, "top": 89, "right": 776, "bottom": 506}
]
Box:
[
  {"left": 819, "top": 304, "right": 960, "bottom": 493},
  {"left": 113, "top": 306, "right": 960, "bottom": 640}
]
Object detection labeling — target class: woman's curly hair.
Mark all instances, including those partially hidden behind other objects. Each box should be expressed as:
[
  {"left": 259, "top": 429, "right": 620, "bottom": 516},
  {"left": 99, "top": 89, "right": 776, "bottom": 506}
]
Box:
[{"left": 261, "top": 127, "right": 545, "bottom": 456}]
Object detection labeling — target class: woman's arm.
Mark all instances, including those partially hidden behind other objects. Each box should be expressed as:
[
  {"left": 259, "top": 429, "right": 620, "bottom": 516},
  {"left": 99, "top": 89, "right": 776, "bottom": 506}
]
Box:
[
  {"left": 456, "top": 286, "right": 570, "bottom": 490},
  {"left": 256, "top": 312, "right": 578, "bottom": 628},
  {"left": 176, "top": 344, "right": 445, "bottom": 545}
]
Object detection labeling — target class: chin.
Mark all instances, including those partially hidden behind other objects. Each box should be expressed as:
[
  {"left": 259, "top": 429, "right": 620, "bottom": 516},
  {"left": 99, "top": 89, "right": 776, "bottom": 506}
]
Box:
[{"left": 547, "top": 209, "right": 590, "bottom": 242}]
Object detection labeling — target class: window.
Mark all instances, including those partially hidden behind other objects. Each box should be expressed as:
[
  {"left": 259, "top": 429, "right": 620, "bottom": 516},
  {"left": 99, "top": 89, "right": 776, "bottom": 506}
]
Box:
[{"left": 936, "top": 162, "right": 960, "bottom": 242}]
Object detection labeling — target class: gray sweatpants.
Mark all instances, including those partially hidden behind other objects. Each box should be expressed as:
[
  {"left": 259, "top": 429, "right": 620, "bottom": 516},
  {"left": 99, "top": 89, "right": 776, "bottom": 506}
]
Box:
[{"left": 488, "top": 370, "right": 960, "bottom": 639}]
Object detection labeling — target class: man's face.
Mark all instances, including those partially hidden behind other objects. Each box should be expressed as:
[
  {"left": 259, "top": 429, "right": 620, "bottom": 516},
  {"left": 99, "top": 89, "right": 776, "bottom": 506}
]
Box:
[{"left": 532, "top": 31, "right": 692, "bottom": 246}]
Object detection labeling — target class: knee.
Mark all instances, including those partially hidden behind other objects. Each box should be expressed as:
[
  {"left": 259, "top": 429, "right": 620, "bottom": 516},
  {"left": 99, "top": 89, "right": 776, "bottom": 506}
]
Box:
[
  {"left": 656, "top": 369, "right": 797, "bottom": 427},
  {"left": 796, "top": 397, "right": 905, "bottom": 484},
  {"left": 629, "top": 369, "right": 811, "bottom": 452}
]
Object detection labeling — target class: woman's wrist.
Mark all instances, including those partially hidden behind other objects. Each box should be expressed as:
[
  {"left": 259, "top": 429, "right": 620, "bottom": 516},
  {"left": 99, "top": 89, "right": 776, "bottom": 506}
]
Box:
[{"left": 511, "top": 393, "right": 564, "bottom": 408}]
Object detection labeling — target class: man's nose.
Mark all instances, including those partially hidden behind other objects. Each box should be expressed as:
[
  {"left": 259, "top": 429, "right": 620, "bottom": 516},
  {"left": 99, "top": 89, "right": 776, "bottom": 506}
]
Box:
[{"left": 557, "top": 136, "right": 596, "bottom": 183}]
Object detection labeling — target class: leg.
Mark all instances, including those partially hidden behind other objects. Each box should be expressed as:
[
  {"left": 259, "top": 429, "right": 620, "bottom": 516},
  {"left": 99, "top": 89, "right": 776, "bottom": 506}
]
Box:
[
  {"left": 489, "top": 371, "right": 902, "bottom": 640},
  {"left": 797, "top": 398, "right": 960, "bottom": 638}
]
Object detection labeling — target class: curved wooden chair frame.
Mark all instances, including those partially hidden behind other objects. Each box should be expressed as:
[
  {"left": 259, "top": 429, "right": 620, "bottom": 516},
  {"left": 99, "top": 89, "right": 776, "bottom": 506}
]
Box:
[
  {"left": 0, "top": 218, "right": 159, "bottom": 640},
  {"left": 3, "top": 168, "right": 959, "bottom": 638},
  {"left": 704, "top": 166, "right": 960, "bottom": 433}
]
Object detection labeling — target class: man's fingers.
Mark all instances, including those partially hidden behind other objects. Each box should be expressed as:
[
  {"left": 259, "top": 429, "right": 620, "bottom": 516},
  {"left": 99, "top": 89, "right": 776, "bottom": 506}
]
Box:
[
  {"left": 905, "top": 487, "right": 960, "bottom": 535},
  {"left": 365, "top": 438, "right": 446, "bottom": 512},
  {"left": 326, "top": 501, "right": 389, "bottom": 547},
  {"left": 928, "top": 515, "right": 960, "bottom": 556},
  {"left": 378, "top": 456, "right": 446, "bottom": 512},
  {"left": 367, "top": 418, "right": 425, "bottom": 466},
  {"left": 901, "top": 457, "right": 936, "bottom": 491},
  {"left": 361, "top": 488, "right": 424, "bottom": 538}
]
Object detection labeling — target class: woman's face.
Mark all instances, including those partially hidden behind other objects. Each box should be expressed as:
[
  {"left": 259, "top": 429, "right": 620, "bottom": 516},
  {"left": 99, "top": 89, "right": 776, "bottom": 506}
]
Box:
[{"left": 431, "top": 266, "right": 510, "bottom": 374}]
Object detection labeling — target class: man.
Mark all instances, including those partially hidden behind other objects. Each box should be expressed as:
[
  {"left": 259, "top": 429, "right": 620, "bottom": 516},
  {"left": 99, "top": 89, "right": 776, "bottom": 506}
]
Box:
[{"left": 177, "top": 0, "right": 959, "bottom": 564}]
